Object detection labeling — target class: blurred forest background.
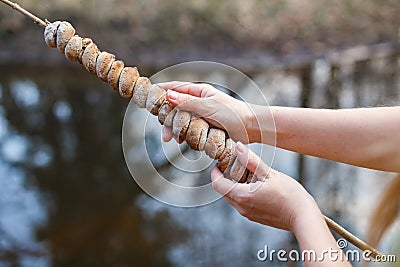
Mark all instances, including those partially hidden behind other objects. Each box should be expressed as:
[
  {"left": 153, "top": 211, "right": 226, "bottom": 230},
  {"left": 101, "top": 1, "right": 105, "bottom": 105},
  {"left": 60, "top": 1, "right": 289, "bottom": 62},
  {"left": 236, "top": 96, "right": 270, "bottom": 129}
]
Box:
[
  {"left": 1, "top": 0, "right": 400, "bottom": 66},
  {"left": 0, "top": 0, "right": 400, "bottom": 267}
]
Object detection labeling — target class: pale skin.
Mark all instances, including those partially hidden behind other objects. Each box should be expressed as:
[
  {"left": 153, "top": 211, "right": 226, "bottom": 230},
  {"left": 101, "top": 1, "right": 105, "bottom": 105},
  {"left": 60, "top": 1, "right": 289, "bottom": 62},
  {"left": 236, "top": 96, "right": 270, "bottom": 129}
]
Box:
[{"left": 158, "top": 81, "right": 400, "bottom": 266}]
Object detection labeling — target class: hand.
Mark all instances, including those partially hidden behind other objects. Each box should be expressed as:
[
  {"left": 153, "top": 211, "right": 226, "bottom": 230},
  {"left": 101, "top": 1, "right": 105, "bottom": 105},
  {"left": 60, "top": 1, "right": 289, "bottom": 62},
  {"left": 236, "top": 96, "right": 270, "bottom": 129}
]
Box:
[
  {"left": 158, "top": 81, "right": 254, "bottom": 144},
  {"left": 211, "top": 141, "right": 322, "bottom": 232},
  {"left": 212, "top": 143, "right": 351, "bottom": 266}
]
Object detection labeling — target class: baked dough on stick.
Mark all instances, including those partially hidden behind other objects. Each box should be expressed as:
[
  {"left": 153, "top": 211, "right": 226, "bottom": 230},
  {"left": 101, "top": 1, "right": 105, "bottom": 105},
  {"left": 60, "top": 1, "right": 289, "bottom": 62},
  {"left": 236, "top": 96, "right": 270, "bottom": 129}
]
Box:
[
  {"left": 146, "top": 84, "right": 166, "bottom": 116},
  {"left": 204, "top": 128, "right": 225, "bottom": 159},
  {"left": 43, "top": 20, "right": 251, "bottom": 183},
  {"left": 186, "top": 116, "right": 209, "bottom": 151},
  {"left": 56, "top": 21, "right": 75, "bottom": 53},
  {"left": 96, "top": 52, "right": 115, "bottom": 82},
  {"left": 172, "top": 110, "right": 191, "bottom": 143},
  {"left": 107, "top": 60, "right": 125, "bottom": 90},
  {"left": 64, "top": 35, "right": 82, "bottom": 62},
  {"left": 132, "top": 77, "right": 151, "bottom": 108}
]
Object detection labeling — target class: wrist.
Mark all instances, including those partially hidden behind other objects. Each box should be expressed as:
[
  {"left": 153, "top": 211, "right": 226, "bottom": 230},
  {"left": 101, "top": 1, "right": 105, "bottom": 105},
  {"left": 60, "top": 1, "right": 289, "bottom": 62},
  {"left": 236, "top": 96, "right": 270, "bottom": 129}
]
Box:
[
  {"left": 291, "top": 196, "right": 324, "bottom": 234},
  {"left": 245, "top": 104, "right": 276, "bottom": 144}
]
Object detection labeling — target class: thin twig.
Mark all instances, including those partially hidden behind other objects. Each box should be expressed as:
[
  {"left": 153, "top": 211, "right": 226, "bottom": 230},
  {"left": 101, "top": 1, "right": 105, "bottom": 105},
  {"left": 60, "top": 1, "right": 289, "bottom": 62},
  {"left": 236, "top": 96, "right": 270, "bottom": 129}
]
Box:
[
  {"left": 324, "top": 215, "right": 383, "bottom": 259},
  {"left": 0, "top": 0, "right": 48, "bottom": 27}
]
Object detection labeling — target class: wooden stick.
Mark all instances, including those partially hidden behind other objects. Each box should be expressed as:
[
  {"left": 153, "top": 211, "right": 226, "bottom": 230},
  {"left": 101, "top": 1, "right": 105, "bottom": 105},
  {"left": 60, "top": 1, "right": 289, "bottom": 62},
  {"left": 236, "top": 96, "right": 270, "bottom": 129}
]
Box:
[
  {"left": 0, "top": 0, "right": 47, "bottom": 27},
  {"left": 324, "top": 215, "right": 383, "bottom": 259}
]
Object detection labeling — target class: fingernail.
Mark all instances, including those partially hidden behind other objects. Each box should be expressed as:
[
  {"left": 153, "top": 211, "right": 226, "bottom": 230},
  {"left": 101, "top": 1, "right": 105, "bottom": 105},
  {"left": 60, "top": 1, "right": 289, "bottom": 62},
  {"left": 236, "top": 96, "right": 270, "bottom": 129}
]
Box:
[
  {"left": 168, "top": 90, "right": 178, "bottom": 101},
  {"left": 236, "top": 141, "right": 245, "bottom": 154}
]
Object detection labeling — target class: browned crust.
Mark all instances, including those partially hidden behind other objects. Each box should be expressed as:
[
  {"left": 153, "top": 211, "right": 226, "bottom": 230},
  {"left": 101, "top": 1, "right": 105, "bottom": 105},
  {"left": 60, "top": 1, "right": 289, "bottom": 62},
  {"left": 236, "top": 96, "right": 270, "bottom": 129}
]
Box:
[
  {"left": 158, "top": 101, "right": 174, "bottom": 125},
  {"left": 204, "top": 128, "right": 226, "bottom": 159},
  {"left": 198, "top": 121, "right": 209, "bottom": 151},
  {"left": 56, "top": 21, "right": 76, "bottom": 53},
  {"left": 96, "top": 52, "right": 116, "bottom": 82},
  {"left": 246, "top": 172, "right": 255, "bottom": 183},
  {"left": 44, "top": 21, "right": 61, "bottom": 48},
  {"left": 132, "top": 77, "right": 151, "bottom": 108},
  {"left": 222, "top": 154, "right": 237, "bottom": 177},
  {"left": 186, "top": 116, "right": 209, "bottom": 151},
  {"left": 229, "top": 157, "right": 247, "bottom": 182},
  {"left": 107, "top": 60, "right": 125, "bottom": 90},
  {"left": 172, "top": 110, "right": 191, "bottom": 143},
  {"left": 65, "top": 35, "right": 83, "bottom": 62},
  {"left": 217, "top": 138, "right": 236, "bottom": 172},
  {"left": 240, "top": 169, "right": 249, "bottom": 183},
  {"left": 82, "top": 43, "right": 100, "bottom": 74},
  {"left": 146, "top": 84, "right": 166, "bottom": 116},
  {"left": 164, "top": 108, "right": 177, "bottom": 127},
  {"left": 78, "top": 38, "right": 93, "bottom": 64},
  {"left": 118, "top": 67, "right": 140, "bottom": 98}
]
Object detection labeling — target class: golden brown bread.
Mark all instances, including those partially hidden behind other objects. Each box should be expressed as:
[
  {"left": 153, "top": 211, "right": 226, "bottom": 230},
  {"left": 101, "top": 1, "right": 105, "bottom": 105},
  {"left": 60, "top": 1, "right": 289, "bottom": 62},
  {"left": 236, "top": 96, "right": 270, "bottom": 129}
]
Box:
[
  {"left": 82, "top": 43, "right": 100, "bottom": 74},
  {"left": 158, "top": 102, "right": 174, "bottom": 125},
  {"left": 77, "top": 38, "right": 93, "bottom": 63},
  {"left": 64, "top": 35, "right": 83, "bottom": 62},
  {"left": 164, "top": 108, "right": 177, "bottom": 127},
  {"left": 204, "top": 128, "right": 226, "bottom": 159},
  {"left": 56, "top": 21, "right": 75, "bottom": 53},
  {"left": 186, "top": 116, "right": 209, "bottom": 151},
  {"left": 44, "top": 20, "right": 254, "bottom": 183},
  {"left": 146, "top": 84, "right": 166, "bottom": 116},
  {"left": 229, "top": 156, "right": 247, "bottom": 182},
  {"left": 44, "top": 21, "right": 61, "bottom": 48},
  {"left": 217, "top": 138, "right": 236, "bottom": 172},
  {"left": 172, "top": 110, "right": 191, "bottom": 143},
  {"left": 119, "top": 67, "right": 140, "bottom": 98},
  {"left": 107, "top": 60, "right": 125, "bottom": 90},
  {"left": 96, "top": 52, "right": 116, "bottom": 82},
  {"left": 132, "top": 77, "right": 151, "bottom": 108},
  {"left": 246, "top": 171, "right": 255, "bottom": 183}
]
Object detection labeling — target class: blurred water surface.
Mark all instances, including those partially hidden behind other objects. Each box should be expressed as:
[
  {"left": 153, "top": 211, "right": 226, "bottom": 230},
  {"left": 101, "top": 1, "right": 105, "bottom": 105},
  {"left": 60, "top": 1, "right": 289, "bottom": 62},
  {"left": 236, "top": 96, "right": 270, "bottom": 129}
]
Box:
[{"left": 0, "top": 55, "right": 399, "bottom": 267}]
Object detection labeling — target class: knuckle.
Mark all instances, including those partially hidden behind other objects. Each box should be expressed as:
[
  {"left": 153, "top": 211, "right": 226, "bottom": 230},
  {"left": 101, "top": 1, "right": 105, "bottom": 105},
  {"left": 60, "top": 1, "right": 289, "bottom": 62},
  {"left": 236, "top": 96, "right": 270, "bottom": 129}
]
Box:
[
  {"left": 211, "top": 182, "right": 221, "bottom": 193},
  {"left": 204, "top": 83, "right": 215, "bottom": 91},
  {"left": 184, "top": 94, "right": 193, "bottom": 102},
  {"left": 247, "top": 159, "right": 259, "bottom": 170}
]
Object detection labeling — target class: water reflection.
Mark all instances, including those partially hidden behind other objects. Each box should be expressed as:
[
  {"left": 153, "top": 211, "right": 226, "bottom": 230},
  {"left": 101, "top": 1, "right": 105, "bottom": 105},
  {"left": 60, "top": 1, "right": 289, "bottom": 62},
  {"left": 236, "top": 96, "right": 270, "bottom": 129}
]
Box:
[
  {"left": 10, "top": 80, "right": 40, "bottom": 109},
  {"left": 0, "top": 150, "right": 48, "bottom": 267},
  {"left": 52, "top": 101, "right": 72, "bottom": 123},
  {"left": 0, "top": 55, "right": 399, "bottom": 266},
  {"left": 0, "top": 66, "right": 186, "bottom": 266}
]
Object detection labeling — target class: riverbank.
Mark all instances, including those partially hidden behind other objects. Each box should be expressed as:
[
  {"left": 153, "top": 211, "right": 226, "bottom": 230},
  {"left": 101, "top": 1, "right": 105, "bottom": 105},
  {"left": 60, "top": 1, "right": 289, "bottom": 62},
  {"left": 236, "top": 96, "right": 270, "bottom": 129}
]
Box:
[{"left": 1, "top": 0, "right": 400, "bottom": 69}]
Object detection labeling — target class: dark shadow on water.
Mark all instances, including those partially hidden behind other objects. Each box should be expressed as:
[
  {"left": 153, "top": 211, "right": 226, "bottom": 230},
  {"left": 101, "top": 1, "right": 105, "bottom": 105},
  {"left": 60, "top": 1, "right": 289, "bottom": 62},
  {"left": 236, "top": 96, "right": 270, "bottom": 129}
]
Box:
[{"left": 0, "top": 65, "right": 186, "bottom": 267}]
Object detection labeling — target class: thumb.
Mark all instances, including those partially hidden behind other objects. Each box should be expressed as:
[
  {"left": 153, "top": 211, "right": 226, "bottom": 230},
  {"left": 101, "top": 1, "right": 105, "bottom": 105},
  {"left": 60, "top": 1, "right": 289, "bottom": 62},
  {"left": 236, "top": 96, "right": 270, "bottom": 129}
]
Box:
[
  {"left": 166, "top": 90, "right": 204, "bottom": 115},
  {"left": 210, "top": 165, "right": 238, "bottom": 197}
]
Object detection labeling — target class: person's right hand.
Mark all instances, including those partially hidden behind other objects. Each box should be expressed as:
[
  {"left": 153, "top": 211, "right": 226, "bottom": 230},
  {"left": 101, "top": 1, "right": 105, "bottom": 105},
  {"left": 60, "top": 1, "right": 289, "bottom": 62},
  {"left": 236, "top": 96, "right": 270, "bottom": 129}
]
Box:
[
  {"left": 158, "top": 81, "right": 255, "bottom": 144},
  {"left": 211, "top": 142, "right": 350, "bottom": 266},
  {"left": 211, "top": 141, "right": 321, "bottom": 232}
]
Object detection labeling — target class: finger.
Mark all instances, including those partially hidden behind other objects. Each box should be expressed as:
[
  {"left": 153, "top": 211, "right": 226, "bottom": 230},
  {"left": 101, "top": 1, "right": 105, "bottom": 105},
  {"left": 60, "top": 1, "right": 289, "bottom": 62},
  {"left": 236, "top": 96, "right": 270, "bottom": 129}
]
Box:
[
  {"left": 235, "top": 141, "right": 271, "bottom": 179},
  {"left": 158, "top": 81, "right": 207, "bottom": 97},
  {"left": 163, "top": 125, "right": 182, "bottom": 144},
  {"left": 210, "top": 165, "right": 238, "bottom": 196},
  {"left": 157, "top": 81, "right": 192, "bottom": 91},
  {"left": 162, "top": 126, "right": 173, "bottom": 142},
  {"left": 166, "top": 90, "right": 206, "bottom": 115}
]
